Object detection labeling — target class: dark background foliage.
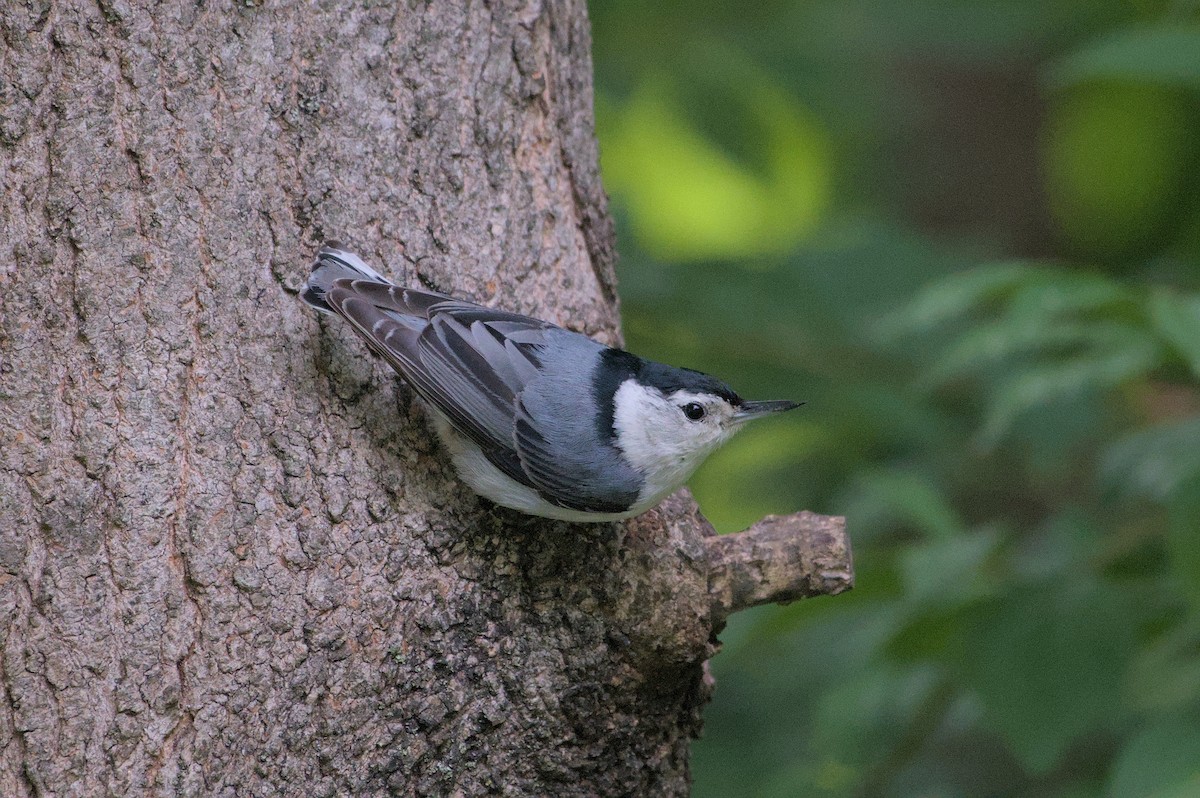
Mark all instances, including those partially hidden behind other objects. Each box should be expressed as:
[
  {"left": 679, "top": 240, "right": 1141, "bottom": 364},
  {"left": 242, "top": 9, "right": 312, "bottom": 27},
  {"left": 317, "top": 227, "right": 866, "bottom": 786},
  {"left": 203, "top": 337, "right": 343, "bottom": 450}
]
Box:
[{"left": 590, "top": 1, "right": 1200, "bottom": 795}]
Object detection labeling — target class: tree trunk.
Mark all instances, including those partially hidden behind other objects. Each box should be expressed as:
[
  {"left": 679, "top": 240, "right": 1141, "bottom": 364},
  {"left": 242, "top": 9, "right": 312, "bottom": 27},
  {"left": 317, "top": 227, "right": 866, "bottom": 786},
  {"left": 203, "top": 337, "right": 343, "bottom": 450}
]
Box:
[{"left": 0, "top": 2, "right": 850, "bottom": 796}]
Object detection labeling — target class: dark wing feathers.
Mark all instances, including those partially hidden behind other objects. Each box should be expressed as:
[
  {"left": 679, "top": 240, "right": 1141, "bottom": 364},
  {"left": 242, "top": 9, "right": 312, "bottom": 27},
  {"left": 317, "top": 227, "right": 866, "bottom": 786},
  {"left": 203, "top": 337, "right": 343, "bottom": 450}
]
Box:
[
  {"left": 327, "top": 290, "right": 505, "bottom": 458},
  {"left": 336, "top": 280, "right": 453, "bottom": 318},
  {"left": 419, "top": 316, "right": 517, "bottom": 442}
]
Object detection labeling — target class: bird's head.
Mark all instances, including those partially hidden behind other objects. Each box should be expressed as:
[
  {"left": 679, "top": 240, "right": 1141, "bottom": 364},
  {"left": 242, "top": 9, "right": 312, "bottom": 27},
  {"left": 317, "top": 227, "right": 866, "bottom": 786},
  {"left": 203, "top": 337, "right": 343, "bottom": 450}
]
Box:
[{"left": 609, "top": 362, "right": 799, "bottom": 498}]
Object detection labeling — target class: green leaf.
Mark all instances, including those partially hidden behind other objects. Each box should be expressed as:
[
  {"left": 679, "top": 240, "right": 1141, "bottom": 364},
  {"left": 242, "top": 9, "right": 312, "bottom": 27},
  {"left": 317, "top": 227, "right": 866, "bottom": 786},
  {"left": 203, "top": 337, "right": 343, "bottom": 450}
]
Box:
[
  {"left": 1050, "top": 27, "right": 1200, "bottom": 91},
  {"left": 1149, "top": 290, "right": 1200, "bottom": 379},
  {"left": 1126, "top": 616, "right": 1200, "bottom": 714},
  {"left": 921, "top": 320, "right": 1149, "bottom": 390},
  {"left": 1109, "top": 718, "right": 1200, "bottom": 798},
  {"left": 883, "top": 263, "right": 1132, "bottom": 341},
  {"left": 877, "top": 262, "right": 1033, "bottom": 338},
  {"left": 1005, "top": 270, "right": 1131, "bottom": 323},
  {"left": 900, "top": 529, "right": 998, "bottom": 607},
  {"left": 1010, "top": 509, "right": 1097, "bottom": 582},
  {"left": 845, "top": 469, "right": 966, "bottom": 541},
  {"left": 1167, "top": 472, "right": 1200, "bottom": 606},
  {"left": 976, "top": 331, "right": 1161, "bottom": 447},
  {"left": 1100, "top": 419, "right": 1200, "bottom": 502},
  {"left": 1152, "top": 777, "right": 1200, "bottom": 798},
  {"left": 885, "top": 606, "right": 966, "bottom": 664},
  {"left": 597, "top": 68, "right": 830, "bottom": 261},
  {"left": 808, "top": 665, "right": 943, "bottom": 773},
  {"left": 960, "top": 583, "right": 1134, "bottom": 773},
  {"left": 1042, "top": 82, "right": 1197, "bottom": 259}
]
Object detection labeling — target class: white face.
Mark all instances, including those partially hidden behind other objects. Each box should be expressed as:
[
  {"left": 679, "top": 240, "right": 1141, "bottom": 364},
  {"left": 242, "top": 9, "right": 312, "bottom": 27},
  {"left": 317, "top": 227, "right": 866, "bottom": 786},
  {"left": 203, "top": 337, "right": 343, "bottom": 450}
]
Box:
[{"left": 611, "top": 381, "right": 744, "bottom": 506}]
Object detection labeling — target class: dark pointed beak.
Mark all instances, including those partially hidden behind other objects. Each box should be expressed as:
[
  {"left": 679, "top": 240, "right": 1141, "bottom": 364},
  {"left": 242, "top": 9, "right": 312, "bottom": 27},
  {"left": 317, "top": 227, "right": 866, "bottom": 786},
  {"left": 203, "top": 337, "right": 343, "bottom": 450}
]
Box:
[{"left": 733, "top": 400, "right": 803, "bottom": 423}]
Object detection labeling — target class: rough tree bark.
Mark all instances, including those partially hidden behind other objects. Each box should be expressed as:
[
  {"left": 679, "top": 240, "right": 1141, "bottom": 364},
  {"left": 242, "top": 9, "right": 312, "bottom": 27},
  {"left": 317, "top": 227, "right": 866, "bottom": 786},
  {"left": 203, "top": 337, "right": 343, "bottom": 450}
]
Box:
[{"left": 0, "top": 2, "right": 851, "bottom": 796}]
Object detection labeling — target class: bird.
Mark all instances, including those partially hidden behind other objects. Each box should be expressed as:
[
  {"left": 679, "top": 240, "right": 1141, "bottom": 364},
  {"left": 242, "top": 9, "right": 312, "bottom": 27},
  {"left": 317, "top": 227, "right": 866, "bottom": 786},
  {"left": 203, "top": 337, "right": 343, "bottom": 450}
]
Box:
[{"left": 301, "top": 243, "right": 800, "bottom": 523}]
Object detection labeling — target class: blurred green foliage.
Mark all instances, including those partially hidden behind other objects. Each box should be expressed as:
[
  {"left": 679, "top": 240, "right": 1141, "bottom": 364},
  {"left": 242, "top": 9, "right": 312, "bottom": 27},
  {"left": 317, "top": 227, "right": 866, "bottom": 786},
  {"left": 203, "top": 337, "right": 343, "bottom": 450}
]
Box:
[{"left": 590, "top": 1, "right": 1200, "bottom": 796}]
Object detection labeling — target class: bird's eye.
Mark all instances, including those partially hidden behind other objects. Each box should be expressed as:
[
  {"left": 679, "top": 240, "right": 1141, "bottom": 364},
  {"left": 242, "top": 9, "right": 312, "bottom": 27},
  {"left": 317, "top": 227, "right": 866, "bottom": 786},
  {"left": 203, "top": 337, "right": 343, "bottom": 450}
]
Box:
[{"left": 682, "top": 402, "right": 706, "bottom": 421}]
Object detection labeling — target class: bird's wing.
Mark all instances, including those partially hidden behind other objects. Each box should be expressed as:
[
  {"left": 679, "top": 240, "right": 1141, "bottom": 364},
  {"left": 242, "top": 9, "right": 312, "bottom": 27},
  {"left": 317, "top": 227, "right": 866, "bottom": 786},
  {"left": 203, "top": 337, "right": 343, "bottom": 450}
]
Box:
[
  {"left": 324, "top": 282, "right": 557, "bottom": 491},
  {"left": 512, "top": 394, "right": 639, "bottom": 514},
  {"left": 418, "top": 302, "right": 640, "bottom": 513},
  {"left": 414, "top": 302, "right": 554, "bottom": 448}
]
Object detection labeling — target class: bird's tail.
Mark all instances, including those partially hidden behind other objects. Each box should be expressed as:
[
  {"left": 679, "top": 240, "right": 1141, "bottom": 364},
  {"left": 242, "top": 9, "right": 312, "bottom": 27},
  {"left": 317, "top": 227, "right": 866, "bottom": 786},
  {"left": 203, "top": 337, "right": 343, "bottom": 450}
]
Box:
[{"left": 301, "top": 242, "right": 391, "bottom": 314}]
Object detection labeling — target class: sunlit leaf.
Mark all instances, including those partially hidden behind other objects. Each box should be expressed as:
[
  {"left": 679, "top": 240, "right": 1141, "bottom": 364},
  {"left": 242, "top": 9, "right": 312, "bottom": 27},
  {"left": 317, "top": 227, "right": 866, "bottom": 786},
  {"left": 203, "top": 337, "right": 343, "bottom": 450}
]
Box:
[
  {"left": 601, "top": 83, "right": 770, "bottom": 259},
  {"left": 597, "top": 67, "right": 830, "bottom": 261},
  {"left": 1042, "top": 82, "right": 1198, "bottom": 258}
]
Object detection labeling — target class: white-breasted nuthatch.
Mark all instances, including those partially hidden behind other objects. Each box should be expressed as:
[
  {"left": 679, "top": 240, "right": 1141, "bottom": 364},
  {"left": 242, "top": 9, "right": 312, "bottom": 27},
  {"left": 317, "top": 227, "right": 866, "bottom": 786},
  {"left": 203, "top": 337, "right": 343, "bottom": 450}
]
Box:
[{"left": 302, "top": 243, "right": 799, "bottom": 522}]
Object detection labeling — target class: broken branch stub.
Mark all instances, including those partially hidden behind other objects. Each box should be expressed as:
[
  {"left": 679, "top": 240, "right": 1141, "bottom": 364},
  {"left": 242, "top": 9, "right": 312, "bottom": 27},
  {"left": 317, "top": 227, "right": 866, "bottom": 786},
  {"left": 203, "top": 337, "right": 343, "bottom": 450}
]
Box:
[{"left": 706, "top": 511, "right": 853, "bottom": 622}]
